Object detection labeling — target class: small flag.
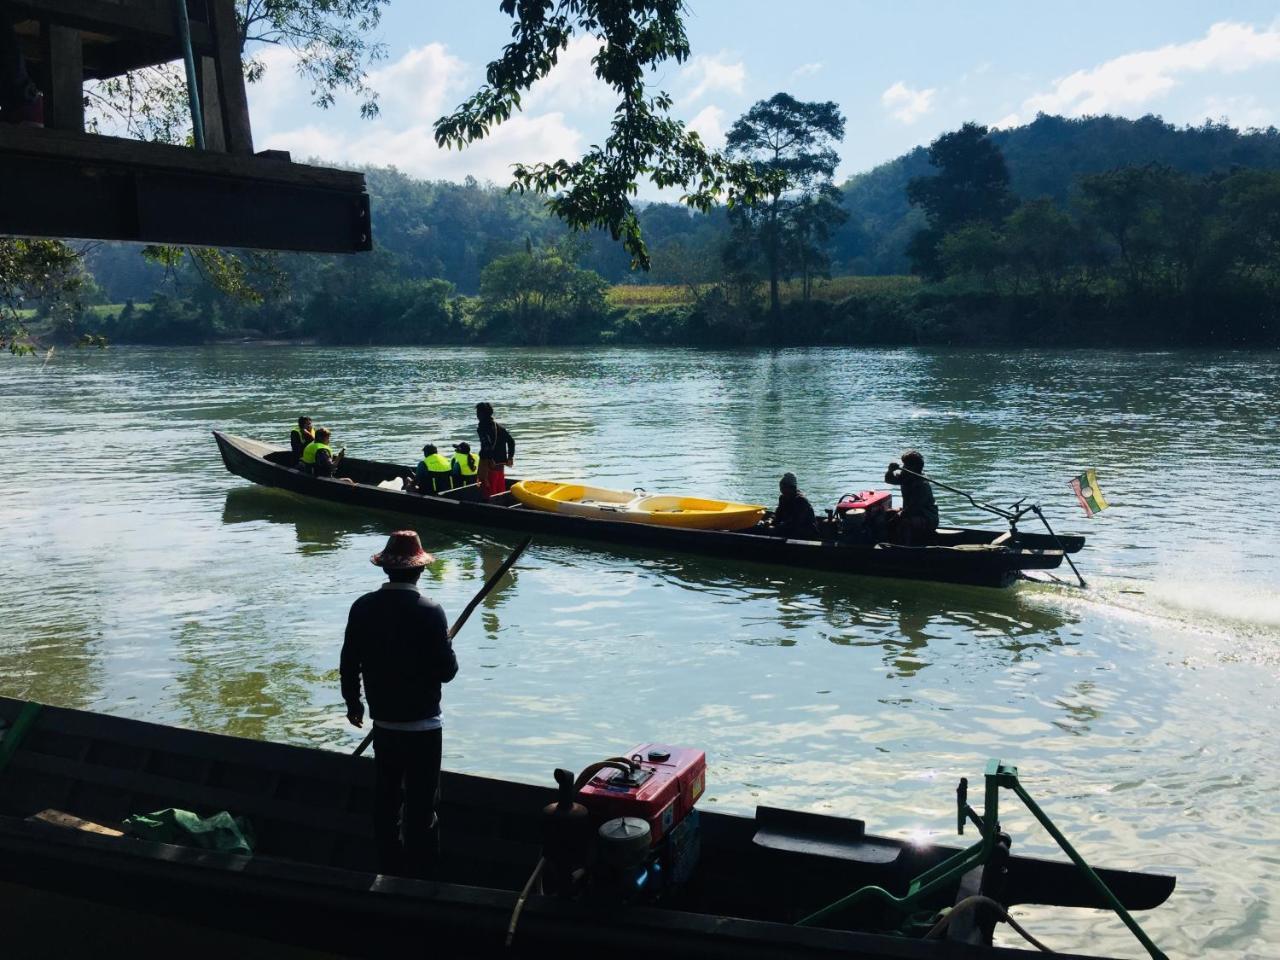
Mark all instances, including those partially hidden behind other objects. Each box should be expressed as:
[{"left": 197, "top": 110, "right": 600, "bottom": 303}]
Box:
[{"left": 1069, "top": 469, "right": 1109, "bottom": 518}]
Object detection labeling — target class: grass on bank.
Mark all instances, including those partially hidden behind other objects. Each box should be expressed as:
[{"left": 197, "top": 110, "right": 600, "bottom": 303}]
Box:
[{"left": 606, "top": 275, "right": 921, "bottom": 307}]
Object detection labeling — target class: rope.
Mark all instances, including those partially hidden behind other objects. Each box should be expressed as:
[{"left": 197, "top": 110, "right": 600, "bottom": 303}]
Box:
[
  {"left": 925, "top": 896, "right": 1054, "bottom": 953},
  {"left": 504, "top": 856, "right": 546, "bottom": 948}
]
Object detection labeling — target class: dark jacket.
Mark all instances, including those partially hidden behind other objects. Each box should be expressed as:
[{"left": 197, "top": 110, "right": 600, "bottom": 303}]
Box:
[
  {"left": 884, "top": 467, "right": 939, "bottom": 527},
  {"left": 477, "top": 419, "right": 515, "bottom": 464},
  {"left": 774, "top": 491, "right": 820, "bottom": 539},
  {"left": 341, "top": 585, "right": 458, "bottom": 723}
]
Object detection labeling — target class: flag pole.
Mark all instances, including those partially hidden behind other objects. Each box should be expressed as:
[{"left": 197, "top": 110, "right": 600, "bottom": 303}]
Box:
[{"left": 897, "top": 465, "right": 1087, "bottom": 588}]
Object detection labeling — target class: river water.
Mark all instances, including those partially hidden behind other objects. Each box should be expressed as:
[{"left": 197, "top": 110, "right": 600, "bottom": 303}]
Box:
[{"left": 1, "top": 346, "right": 1277, "bottom": 957}]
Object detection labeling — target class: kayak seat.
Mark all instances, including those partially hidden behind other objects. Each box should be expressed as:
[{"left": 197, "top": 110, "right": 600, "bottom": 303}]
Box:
[{"left": 752, "top": 806, "right": 902, "bottom": 865}]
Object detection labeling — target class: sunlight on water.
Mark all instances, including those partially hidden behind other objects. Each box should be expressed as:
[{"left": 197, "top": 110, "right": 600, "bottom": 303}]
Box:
[{"left": 2, "top": 345, "right": 1278, "bottom": 958}]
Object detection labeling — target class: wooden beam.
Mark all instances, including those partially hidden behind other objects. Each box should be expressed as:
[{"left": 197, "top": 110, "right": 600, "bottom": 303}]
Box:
[
  {"left": 206, "top": 0, "right": 252, "bottom": 155},
  {"left": 199, "top": 56, "right": 226, "bottom": 152},
  {"left": 43, "top": 24, "right": 84, "bottom": 132}
]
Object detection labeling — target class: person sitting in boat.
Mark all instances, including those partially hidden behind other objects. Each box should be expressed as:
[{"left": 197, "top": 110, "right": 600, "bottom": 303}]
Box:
[
  {"left": 301, "top": 427, "right": 344, "bottom": 478},
  {"left": 450, "top": 442, "right": 482, "bottom": 500},
  {"left": 475, "top": 402, "right": 515, "bottom": 498},
  {"left": 769, "top": 473, "right": 821, "bottom": 540},
  {"left": 415, "top": 444, "right": 455, "bottom": 495},
  {"left": 884, "top": 450, "right": 938, "bottom": 545},
  {"left": 341, "top": 530, "right": 456, "bottom": 878},
  {"left": 289, "top": 416, "right": 314, "bottom": 466}
]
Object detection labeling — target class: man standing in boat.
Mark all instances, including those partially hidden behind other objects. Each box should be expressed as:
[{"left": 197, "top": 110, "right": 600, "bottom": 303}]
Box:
[
  {"left": 475, "top": 402, "right": 515, "bottom": 498},
  {"left": 341, "top": 531, "right": 457, "bottom": 877}
]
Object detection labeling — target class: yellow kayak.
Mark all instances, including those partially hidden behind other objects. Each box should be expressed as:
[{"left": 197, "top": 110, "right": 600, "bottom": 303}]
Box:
[{"left": 511, "top": 480, "right": 766, "bottom": 531}]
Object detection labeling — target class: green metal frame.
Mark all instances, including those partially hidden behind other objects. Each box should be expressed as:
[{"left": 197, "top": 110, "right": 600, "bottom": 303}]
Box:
[{"left": 796, "top": 760, "right": 1167, "bottom": 960}]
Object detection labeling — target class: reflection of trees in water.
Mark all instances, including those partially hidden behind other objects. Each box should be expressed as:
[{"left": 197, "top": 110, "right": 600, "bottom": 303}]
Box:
[
  {"left": 168, "top": 618, "right": 319, "bottom": 742},
  {"left": 0, "top": 612, "right": 103, "bottom": 709}
]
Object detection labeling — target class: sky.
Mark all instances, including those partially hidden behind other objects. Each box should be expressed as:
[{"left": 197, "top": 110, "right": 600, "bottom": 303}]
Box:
[{"left": 247, "top": 1, "right": 1280, "bottom": 191}]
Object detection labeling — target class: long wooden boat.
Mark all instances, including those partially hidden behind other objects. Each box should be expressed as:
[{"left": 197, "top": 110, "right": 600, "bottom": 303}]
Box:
[
  {"left": 212, "top": 431, "right": 1083, "bottom": 588},
  {"left": 0, "top": 698, "right": 1172, "bottom": 959}
]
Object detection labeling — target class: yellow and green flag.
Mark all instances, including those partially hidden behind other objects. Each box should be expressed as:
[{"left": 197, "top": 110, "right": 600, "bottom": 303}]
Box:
[{"left": 1069, "top": 469, "right": 1109, "bottom": 517}]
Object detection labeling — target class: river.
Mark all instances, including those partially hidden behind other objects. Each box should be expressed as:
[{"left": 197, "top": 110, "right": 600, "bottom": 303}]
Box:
[{"left": 1, "top": 345, "right": 1277, "bottom": 957}]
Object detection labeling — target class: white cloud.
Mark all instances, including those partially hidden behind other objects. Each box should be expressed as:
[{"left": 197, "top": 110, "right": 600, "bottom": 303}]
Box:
[
  {"left": 263, "top": 112, "right": 583, "bottom": 183},
  {"left": 524, "top": 34, "right": 613, "bottom": 112},
  {"left": 1022, "top": 21, "right": 1280, "bottom": 118},
  {"left": 367, "top": 42, "right": 468, "bottom": 122},
  {"left": 1197, "top": 94, "right": 1275, "bottom": 130},
  {"left": 686, "top": 105, "right": 726, "bottom": 147},
  {"left": 881, "top": 81, "right": 936, "bottom": 124},
  {"left": 253, "top": 41, "right": 585, "bottom": 183},
  {"left": 992, "top": 112, "right": 1022, "bottom": 130},
  {"left": 792, "top": 62, "right": 824, "bottom": 78},
  {"left": 680, "top": 51, "right": 745, "bottom": 105}
]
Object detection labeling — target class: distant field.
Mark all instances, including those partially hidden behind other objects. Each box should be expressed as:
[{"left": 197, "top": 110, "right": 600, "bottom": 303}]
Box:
[{"left": 607, "top": 275, "right": 920, "bottom": 307}]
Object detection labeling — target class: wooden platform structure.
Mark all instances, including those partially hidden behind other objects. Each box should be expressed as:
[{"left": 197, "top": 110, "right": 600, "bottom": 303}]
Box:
[{"left": 1, "top": 0, "right": 371, "bottom": 252}]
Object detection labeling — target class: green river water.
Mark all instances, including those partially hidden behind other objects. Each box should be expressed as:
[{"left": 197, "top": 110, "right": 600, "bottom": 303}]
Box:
[{"left": 1, "top": 346, "right": 1277, "bottom": 957}]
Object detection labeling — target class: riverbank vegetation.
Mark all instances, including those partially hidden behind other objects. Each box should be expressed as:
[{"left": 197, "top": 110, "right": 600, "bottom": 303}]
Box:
[{"left": 9, "top": 114, "right": 1280, "bottom": 351}]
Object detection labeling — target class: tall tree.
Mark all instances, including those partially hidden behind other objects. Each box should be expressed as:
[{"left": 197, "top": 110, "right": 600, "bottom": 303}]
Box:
[
  {"left": 906, "top": 122, "right": 1015, "bottom": 279},
  {"left": 723, "top": 92, "right": 846, "bottom": 326},
  {"left": 434, "top": 0, "right": 766, "bottom": 270}
]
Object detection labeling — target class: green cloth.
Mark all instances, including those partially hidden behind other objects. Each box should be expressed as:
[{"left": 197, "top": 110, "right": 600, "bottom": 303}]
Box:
[{"left": 122, "top": 808, "right": 255, "bottom": 855}]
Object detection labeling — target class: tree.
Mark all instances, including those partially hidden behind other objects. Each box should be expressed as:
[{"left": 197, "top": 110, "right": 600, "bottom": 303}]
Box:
[
  {"left": 89, "top": 1, "right": 390, "bottom": 141},
  {"left": 434, "top": 0, "right": 767, "bottom": 269},
  {"left": 907, "top": 122, "right": 1015, "bottom": 278},
  {"left": 479, "top": 241, "right": 609, "bottom": 345},
  {"left": 0, "top": 240, "right": 91, "bottom": 354},
  {"left": 723, "top": 93, "right": 846, "bottom": 326}
]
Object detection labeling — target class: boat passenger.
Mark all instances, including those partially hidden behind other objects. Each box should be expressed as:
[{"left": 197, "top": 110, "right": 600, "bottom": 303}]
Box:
[
  {"left": 450, "top": 442, "right": 482, "bottom": 500},
  {"left": 301, "top": 427, "right": 343, "bottom": 478},
  {"left": 771, "top": 472, "right": 821, "bottom": 540},
  {"left": 341, "top": 531, "right": 456, "bottom": 878},
  {"left": 289, "top": 416, "right": 315, "bottom": 466},
  {"left": 475, "top": 402, "right": 515, "bottom": 498},
  {"left": 416, "top": 444, "right": 455, "bottom": 495},
  {"left": 884, "top": 450, "right": 939, "bottom": 545}
]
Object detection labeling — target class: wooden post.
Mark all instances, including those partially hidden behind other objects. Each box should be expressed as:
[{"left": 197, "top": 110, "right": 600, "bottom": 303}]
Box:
[
  {"left": 199, "top": 56, "right": 226, "bottom": 152},
  {"left": 206, "top": 0, "right": 252, "bottom": 154},
  {"left": 43, "top": 23, "right": 83, "bottom": 132}
]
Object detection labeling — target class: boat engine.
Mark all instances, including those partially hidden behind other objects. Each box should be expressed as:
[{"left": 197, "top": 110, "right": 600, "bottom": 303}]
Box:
[
  {"left": 544, "top": 743, "right": 705, "bottom": 903},
  {"left": 835, "top": 490, "right": 893, "bottom": 544}
]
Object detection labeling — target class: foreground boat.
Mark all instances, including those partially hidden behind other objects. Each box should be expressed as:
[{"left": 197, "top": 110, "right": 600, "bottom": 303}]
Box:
[
  {"left": 0, "top": 698, "right": 1172, "bottom": 959},
  {"left": 512, "top": 479, "right": 766, "bottom": 530},
  {"left": 213, "top": 431, "right": 1083, "bottom": 588}
]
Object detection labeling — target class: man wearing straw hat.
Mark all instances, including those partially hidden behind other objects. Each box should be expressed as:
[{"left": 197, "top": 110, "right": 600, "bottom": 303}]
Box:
[{"left": 341, "top": 530, "right": 457, "bottom": 877}]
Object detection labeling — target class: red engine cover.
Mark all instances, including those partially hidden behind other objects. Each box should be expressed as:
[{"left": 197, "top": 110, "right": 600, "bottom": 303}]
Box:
[
  {"left": 836, "top": 490, "right": 892, "bottom": 513},
  {"left": 578, "top": 744, "right": 706, "bottom": 844}
]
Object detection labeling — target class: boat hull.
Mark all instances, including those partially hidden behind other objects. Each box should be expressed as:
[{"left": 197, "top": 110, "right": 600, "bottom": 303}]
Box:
[
  {"left": 0, "top": 698, "right": 1172, "bottom": 960},
  {"left": 212, "top": 431, "right": 1079, "bottom": 589}
]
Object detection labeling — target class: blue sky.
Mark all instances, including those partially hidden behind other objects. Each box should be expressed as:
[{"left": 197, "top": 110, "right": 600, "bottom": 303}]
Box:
[{"left": 247, "top": 2, "right": 1280, "bottom": 189}]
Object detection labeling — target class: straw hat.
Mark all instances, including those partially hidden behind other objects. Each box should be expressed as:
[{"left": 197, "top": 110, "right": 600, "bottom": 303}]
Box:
[{"left": 370, "top": 530, "right": 434, "bottom": 569}]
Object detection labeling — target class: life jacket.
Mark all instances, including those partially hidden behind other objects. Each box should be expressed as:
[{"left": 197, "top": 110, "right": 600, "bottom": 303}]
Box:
[
  {"left": 291, "top": 426, "right": 314, "bottom": 446},
  {"left": 301, "top": 441, "right": 331, "bottom": 466},
  {"left": 452, "top": 450, "right": 479, "bottom": 478},
  {"left": 421, "top": 452, "right": 454, "bottom": 492}
]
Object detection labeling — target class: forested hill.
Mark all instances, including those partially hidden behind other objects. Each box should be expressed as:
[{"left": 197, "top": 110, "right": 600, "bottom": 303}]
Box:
[
  {"left": 86, "top": 113, "right": 1280, "bottom": 303},
  {"left": 840, "top": 114, "right": 1280, "bottom": 275}
]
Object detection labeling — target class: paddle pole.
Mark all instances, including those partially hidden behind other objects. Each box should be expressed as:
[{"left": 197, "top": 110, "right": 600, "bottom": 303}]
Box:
[
  {"left": 897, "top": 466, "right": 1087, "bottom": 588},
  {"left": 352, "top": 536, "right": 533, "bottom": 757}
]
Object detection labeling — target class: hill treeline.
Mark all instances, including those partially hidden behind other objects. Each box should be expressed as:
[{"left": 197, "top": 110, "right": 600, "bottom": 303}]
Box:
[{"left": 65, "top": 113, "right": 1280, "bottom": 348}]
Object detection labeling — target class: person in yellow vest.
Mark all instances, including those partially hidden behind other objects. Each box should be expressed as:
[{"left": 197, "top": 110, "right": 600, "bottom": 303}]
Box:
[
  {"left": 301, "top": 427, "right": 344, "bottom": 478},
  {"left": 289, "top": 416, "right": 314, "bottom": 466},
  {"left": 451, "top": 442, "right": 479, "bottom": 485},
  {"left": 415, "top": 444, "right": 455, "bottom": 495}
]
